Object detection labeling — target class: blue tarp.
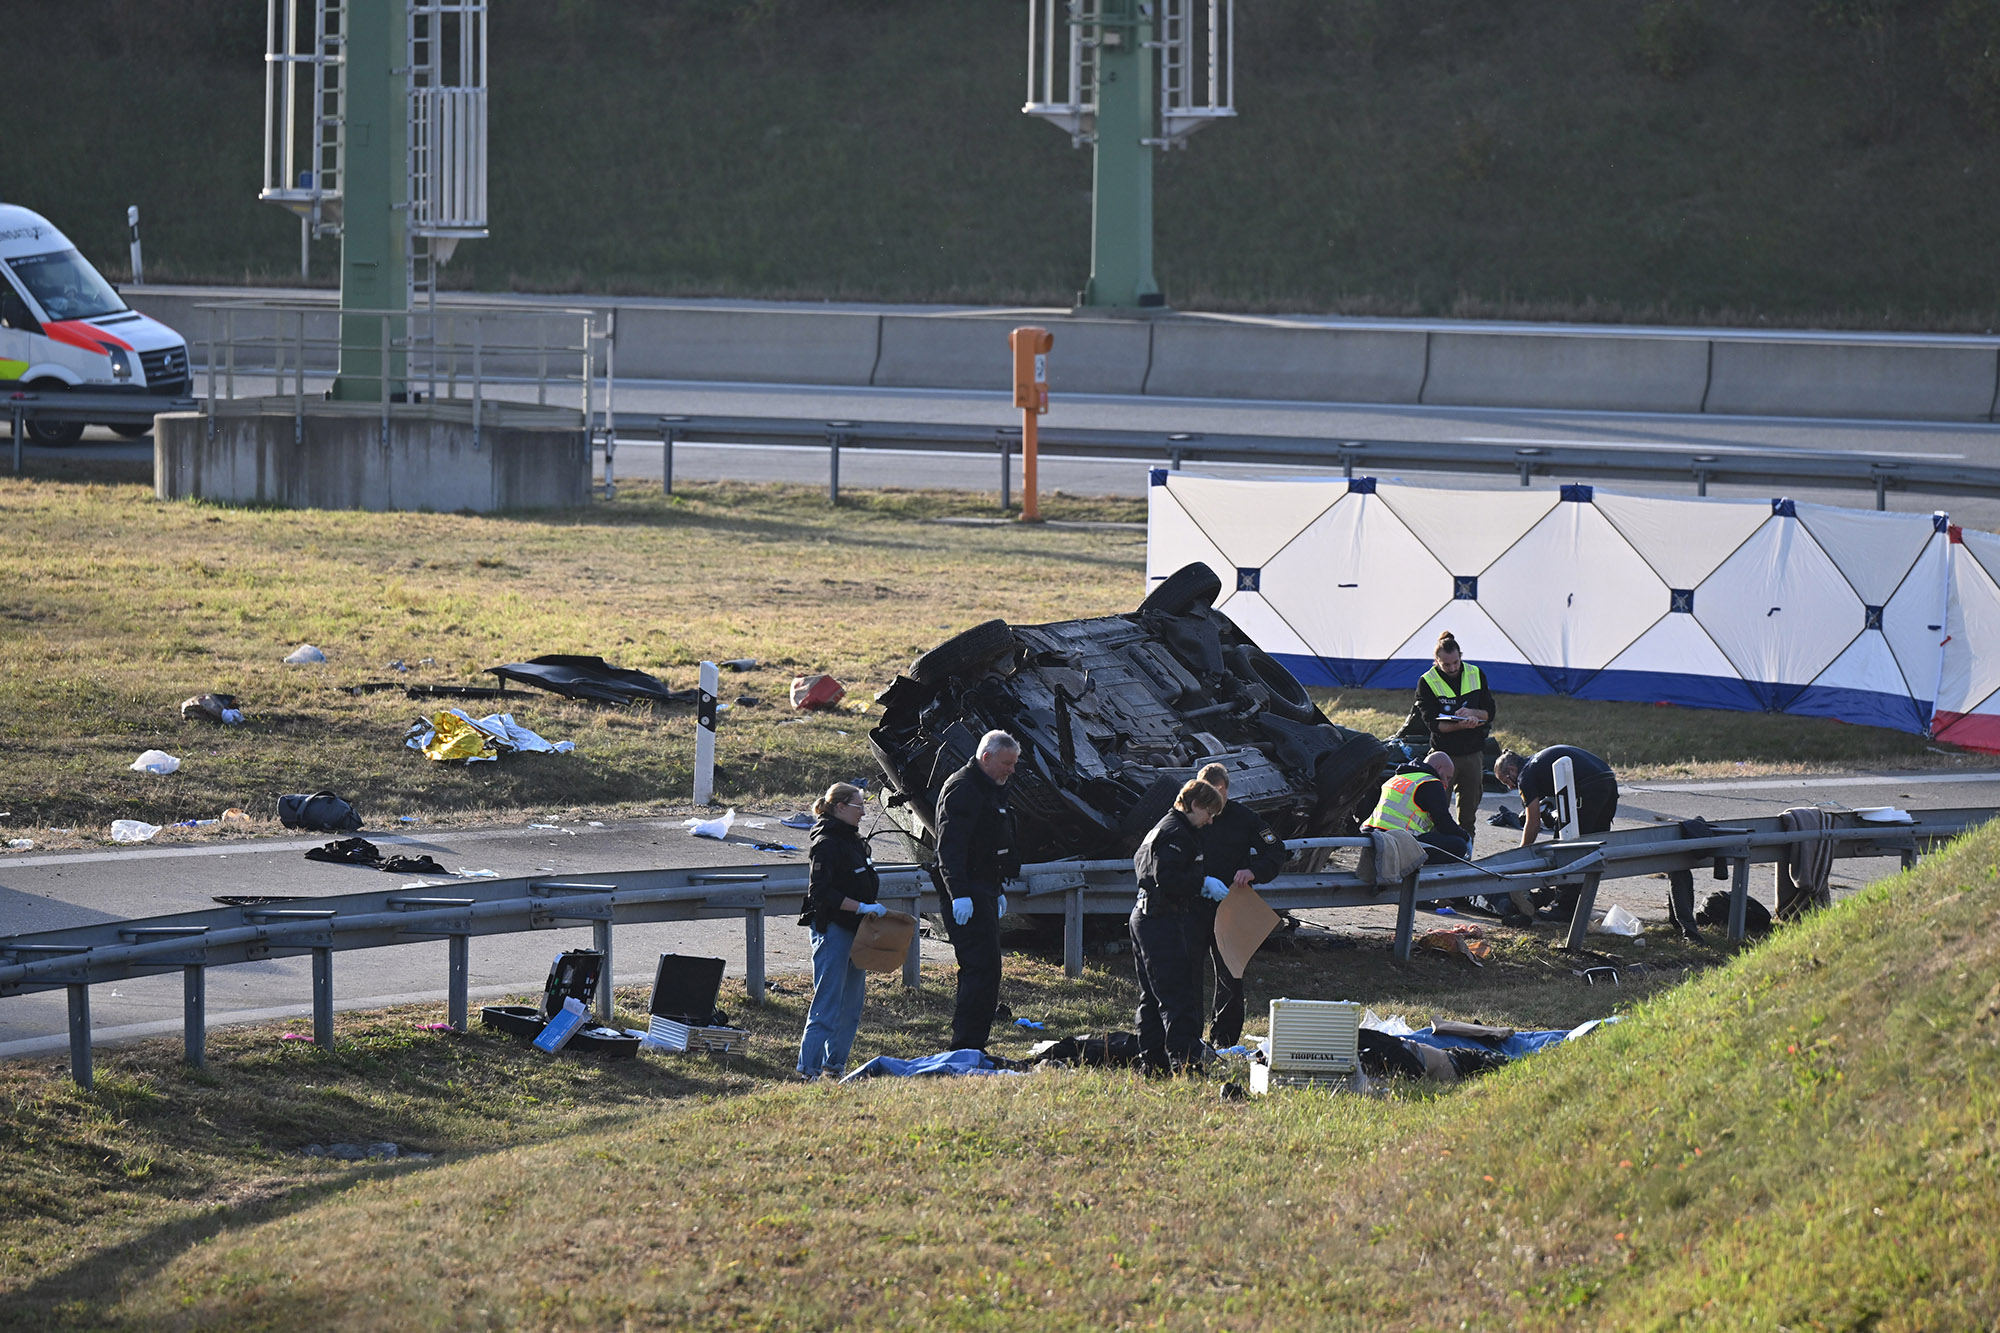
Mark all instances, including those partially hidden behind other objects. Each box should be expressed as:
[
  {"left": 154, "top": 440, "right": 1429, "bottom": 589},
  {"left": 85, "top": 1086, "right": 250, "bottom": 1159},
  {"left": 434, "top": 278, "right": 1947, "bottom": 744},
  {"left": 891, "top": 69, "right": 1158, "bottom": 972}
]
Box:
[
  {"left": 838, "top": 1048, "right": 1025, "bottom": 1083},
  {"left": 1397, "top": 1017, "right": 1614, "bottom": 1062}
]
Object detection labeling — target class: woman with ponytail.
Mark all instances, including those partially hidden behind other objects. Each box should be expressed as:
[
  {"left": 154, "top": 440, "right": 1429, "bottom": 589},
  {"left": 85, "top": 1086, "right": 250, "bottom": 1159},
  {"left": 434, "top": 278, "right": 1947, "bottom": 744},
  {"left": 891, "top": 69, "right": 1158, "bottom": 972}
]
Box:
[{"left": 796, "top": 781, "right": 883, "bottom": 1079}]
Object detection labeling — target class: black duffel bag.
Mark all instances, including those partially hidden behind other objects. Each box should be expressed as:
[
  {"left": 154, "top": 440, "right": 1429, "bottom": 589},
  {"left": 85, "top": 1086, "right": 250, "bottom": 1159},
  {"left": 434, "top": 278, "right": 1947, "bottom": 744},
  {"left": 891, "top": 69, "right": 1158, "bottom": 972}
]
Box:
[{"left": 277, "top": 790, "right": 363, "bottom": 832}]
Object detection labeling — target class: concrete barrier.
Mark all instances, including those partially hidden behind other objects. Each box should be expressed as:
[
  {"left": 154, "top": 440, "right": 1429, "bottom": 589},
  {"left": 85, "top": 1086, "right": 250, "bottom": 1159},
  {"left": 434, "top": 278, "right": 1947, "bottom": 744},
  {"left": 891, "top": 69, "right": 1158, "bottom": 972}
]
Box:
[
  {"left": 873, "top": 313, "right": 1151, "bottom": 394},
  {"left": 155, "top": 403, "right": 588, "bottom": 512},
  {"left": 611, "top": 305, "right": 880, "bottom": 384},
  {"left": 1145, "top": 319, "right": 1428, "bottom": 401},
  {"left": 1423, "top": 331, "right": 1711, "bottom": 413},
  {"left": 1705, "top": 340, "right": 2000, "bottom": 420}
]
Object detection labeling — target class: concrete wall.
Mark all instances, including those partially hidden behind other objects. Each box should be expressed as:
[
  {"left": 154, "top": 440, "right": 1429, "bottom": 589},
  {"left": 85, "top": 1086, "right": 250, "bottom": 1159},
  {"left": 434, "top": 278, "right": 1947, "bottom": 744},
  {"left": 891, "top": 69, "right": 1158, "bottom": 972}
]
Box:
[
  {"left": 127, "top": 285, "right": 2000, "bottom": 422},
  {"left": 155, "top": 408, "right": 589, "bottom": 512}
]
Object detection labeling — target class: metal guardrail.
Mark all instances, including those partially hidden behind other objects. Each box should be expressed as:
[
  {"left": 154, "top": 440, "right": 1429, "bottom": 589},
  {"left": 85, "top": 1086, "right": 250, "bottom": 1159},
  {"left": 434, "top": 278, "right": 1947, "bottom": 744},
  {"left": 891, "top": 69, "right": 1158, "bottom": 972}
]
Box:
[
  {"left": 6, "top": 389, "right": 197, "bottom": 475},
  {"left": 5, "top": 806, "right": 1986, "bottom": 1087},
  {"left": 620, "top": 412, "right": 2000, "bottom": 511}
]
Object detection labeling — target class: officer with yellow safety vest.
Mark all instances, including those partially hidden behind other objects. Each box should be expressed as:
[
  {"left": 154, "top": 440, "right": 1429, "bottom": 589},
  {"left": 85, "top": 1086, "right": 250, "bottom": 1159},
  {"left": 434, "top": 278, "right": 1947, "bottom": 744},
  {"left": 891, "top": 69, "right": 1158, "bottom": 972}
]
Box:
[
  {"left": 1362, "top": 750, "right": 1472, "bottom": 864},
  {"left": 1414, "top": 631, "right": 1495, "bottom": 833}
]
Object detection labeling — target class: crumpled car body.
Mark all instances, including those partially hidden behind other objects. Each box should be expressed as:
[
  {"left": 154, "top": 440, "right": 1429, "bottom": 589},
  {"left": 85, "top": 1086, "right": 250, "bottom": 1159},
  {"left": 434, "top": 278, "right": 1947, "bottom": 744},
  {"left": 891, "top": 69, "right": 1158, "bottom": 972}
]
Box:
[{"left": 869, "top": 563, "right": 1389, "bottom": 872}]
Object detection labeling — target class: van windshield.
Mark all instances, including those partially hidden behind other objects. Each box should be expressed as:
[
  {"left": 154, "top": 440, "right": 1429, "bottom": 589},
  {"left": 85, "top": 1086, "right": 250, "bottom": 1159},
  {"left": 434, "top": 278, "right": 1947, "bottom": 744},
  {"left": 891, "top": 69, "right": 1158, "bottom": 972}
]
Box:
[{"left": 6, "top": 249, "right": 127, "bottom": 321}]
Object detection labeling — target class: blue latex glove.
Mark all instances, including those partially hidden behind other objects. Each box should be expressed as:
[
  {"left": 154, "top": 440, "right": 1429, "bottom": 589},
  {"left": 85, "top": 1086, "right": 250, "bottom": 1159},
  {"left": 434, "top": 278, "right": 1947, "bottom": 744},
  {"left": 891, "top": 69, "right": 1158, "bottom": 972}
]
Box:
[
  {"left": 951, "top": 897, "right": 973, "bottom": 925},
  {"left": 996, "top": 893, "right": 1009, "bottom": 918},
  {"left": 855, "top": 902, "right": 888, "bottom": 918},
  {"left": 1201, "top": 875, "right": 1230, "bottom": 903}
]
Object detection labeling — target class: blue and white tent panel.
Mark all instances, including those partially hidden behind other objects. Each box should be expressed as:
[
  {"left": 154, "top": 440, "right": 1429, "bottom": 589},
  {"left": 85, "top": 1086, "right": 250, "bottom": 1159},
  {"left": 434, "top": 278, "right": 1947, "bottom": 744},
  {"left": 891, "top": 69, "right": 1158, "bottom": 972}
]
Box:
[
  {"left": 1594, "top": 491, "right": 1771, "bottom": 592},
  {"left": 1144, "top": 473, "right": 1998, "bottom": 742}
]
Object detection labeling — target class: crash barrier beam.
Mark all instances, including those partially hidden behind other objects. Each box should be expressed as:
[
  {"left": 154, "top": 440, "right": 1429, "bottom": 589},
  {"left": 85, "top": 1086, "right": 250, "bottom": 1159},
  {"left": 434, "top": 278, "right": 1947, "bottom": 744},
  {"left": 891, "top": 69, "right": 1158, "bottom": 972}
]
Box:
[
  {"left": 7, "top": 390, "right": 199, "bottom": 474},
  {"left": 4, "top": 813, "right": 1988, "bottom": 1084},
  {"left": 629, "top": 413, "right": 2000, "bottom": 511},
  {"left": 1017, "top": 809, "right": 1993, "bottom": 971}
]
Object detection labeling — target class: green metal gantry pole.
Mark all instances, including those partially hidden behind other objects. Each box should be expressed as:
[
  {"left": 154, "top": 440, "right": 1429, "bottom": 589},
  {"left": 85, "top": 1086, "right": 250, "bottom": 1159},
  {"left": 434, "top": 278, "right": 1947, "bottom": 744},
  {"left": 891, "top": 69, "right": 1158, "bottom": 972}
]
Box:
[
  {"left": 1078, "top": 0, "right": 1163, "bottom": 310},
  {"left": 331, "top": 0, "right": 407, "bottom": 402}
]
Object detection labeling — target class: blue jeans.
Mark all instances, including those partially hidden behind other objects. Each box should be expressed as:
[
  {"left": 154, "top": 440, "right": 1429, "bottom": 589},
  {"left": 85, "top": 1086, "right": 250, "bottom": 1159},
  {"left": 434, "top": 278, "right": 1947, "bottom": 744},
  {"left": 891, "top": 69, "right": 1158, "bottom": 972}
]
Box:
[{"left": 797, "top": 921, "right": 868, "bottom": 1077}]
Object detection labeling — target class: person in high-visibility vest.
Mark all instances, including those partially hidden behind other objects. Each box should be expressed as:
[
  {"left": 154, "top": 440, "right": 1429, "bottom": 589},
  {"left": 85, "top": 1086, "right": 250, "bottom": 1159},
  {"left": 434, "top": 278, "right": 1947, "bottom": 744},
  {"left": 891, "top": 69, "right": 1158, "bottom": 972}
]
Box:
[
  {"left": 1415, "top": 631, "right": 1494, "bottom": 834},
  {"left": 1362, "top": 750, "right": 1470, "bottom": 864}
]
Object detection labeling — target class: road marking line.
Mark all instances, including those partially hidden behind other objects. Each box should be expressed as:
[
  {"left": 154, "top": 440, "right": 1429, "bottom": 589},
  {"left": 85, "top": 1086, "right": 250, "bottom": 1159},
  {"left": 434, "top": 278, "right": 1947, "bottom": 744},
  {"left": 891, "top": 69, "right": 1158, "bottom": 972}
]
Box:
[{"left": 1629, "top": 772, "right": 2000, "bottom": 794}]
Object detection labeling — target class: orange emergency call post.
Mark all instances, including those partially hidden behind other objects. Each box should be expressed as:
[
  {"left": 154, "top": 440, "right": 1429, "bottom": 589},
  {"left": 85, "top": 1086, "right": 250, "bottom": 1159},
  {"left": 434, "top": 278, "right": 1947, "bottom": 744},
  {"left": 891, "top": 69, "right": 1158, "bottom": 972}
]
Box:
[{"left": 1010, "top": 325, "right": 1053, "bottom": 521}]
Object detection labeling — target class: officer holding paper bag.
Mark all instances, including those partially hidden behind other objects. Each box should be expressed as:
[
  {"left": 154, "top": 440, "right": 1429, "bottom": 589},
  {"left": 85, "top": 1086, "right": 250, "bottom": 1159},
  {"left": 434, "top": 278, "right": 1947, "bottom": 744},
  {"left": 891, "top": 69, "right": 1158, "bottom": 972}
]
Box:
[{"left": 1130, "top": 778, "right": 1228, "bottom": 1075}]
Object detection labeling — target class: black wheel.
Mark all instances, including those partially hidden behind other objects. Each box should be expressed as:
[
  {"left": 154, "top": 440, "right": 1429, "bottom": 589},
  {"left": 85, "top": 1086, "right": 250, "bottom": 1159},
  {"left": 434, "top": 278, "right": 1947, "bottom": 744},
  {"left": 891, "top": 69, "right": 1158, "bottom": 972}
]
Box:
[
  {"left": 910, "top": 619, "right": 1015, "bottom": 685},
  {"left": 1241, "top": 645, "right": 1318, "bottom": 722},
  {"left": 110, "top": 423, "right": 151, "bottom": 439},
  {"left": 1138, "top": 562, "right": 1221, "bottom": 615}
]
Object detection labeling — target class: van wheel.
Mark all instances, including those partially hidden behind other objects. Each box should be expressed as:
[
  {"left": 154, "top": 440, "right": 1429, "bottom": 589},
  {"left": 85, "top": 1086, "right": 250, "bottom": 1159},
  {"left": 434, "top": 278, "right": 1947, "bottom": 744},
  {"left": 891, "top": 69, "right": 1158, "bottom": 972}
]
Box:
[
  {"left": 911, "top": 619, "right": 1016, "bottom": 685},
  {"left": 110, "top": 423, "right": 151, "bottom": 439},
  {"left": 22, "top": 382, "right": 83, "bottom": 446}
]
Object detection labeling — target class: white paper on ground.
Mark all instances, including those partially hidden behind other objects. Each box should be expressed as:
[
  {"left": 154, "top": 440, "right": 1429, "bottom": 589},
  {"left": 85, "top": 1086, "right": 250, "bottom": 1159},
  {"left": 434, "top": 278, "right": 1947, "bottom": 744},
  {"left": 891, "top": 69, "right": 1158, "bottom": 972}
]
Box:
[
  {"left": 283, "top": 644, "right": 327, "bottom": 664},
  {"left": 687, "top": 809, "right": 736, "bottom": 840},
  {"left": 110, "top": 820, "right": 161, "bottom": 843},
  {"left": 129, "top": 749, "right": 181, "bottom": 774},
  {"left": 1594, "top": 903, "right": 1644, "bottom": 936},
  {"left": 1361, "top": 1009, "right": 1416, "bottom": 1036}
]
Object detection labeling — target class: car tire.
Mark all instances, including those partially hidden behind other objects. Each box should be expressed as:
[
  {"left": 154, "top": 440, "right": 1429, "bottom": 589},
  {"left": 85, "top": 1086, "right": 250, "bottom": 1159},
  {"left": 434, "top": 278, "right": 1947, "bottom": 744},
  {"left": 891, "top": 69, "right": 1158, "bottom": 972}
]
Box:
[
  {"left": 109, "top": 423, "right": 151, "bottom": 439},
  {"left": 23, "top": 381, "right": 84, "bottom": 447},
  {"left": 910, "top": 619, "right": 1015, "bottom": 685},
  {"left": 1234, "top": 644, "right": 1318, "bottom": 723},
  {"left": 1138, "top": 562, "right": 1222, "bottom": 615}
]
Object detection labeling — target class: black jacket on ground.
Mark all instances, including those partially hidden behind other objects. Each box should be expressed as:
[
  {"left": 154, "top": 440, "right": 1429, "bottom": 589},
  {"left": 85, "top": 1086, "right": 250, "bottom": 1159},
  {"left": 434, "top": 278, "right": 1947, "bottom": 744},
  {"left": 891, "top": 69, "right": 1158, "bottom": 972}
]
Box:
[
  {"left": 1416, "top": 665, "right": 1497, "bottom": 758},
  {"left": 1200, "top": 802, "right": 1287, "bottom": 887},
  {"left": 806, "top": 816, "right": 879, "bottom": 933},
  {"left": 935, "top": 759, "right": 1016, "bottom": 900},
  {"left": 1134, "top": 809, "right": 1209, "bottom": 913}
]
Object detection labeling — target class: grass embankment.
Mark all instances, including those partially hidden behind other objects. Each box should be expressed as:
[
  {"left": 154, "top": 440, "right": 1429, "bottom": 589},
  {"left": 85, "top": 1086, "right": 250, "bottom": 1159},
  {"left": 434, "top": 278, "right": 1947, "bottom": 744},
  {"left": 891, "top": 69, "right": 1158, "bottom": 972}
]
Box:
[
  {"left": 0, "top": 467, "right": 1969, "bottom": 843},
  {"left": 18, "top": 1, "right": 2000, "bottom": 325},
  {"left": 4, "top": 820, "right": 1997, "bottom": 1328}
]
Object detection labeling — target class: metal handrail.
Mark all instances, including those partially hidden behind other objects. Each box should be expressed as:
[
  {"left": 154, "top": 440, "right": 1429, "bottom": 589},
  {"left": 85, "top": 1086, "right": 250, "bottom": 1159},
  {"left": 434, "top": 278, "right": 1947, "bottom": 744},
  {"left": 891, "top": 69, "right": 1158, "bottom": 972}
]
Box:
[{"left": 4, "top": 807, "right": 1986, "bottom": 1087}]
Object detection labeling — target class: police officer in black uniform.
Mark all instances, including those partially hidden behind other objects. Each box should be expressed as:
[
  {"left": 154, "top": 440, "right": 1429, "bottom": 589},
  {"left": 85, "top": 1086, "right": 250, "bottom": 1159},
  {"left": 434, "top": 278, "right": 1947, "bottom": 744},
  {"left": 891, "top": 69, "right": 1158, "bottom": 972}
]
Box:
[
  {"left": 933, "top": 730, "right": 1020, "bottom": 1052},
  {"left": 1194, "top": 762, "right": 1286, "bottom": 1049},
  {"left": 1130, "top": 778, "right": 1228, "bottom": 1074}
]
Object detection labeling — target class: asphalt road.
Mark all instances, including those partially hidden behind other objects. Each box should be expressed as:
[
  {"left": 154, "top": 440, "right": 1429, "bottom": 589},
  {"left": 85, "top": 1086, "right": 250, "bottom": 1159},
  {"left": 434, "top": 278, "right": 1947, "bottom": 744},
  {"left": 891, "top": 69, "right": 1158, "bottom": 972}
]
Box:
[{"left": 5, "top": 770, "right": 1997, "bottom": 1059}]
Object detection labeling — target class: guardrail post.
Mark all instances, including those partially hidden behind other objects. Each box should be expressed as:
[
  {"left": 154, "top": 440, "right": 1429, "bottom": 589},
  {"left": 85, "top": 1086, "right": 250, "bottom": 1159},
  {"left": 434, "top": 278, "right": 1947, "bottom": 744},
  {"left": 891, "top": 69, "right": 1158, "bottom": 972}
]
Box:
[
  {"left": 999, "top": 430, "right": 1013, "bottom": 511},
  {"left": 313, "top": 947, "right": 334, "bottom": 1048},
  {"left": 660, "top": 417, "right": 679, "bottom": 495},
  {"left": 448, "top": 935, "right": 468, "bottom": 1031},
  {"left": 1562, "top": 872, "right": 1604, "bottom": 952},
  {"left": 1900, "top": 844, "right": 1919, "bottom": 871},
  {"left": 67, "top": 983, "right": 92, "bottom": 1089},
  {"left": 592, "top": 919, "right": 614, "bottom": 1025},
  {"left": 1726, "top": 856, "right": 1751, "bottom": 944},
  {"left": 1392, "top": 870, "right": 1420, "bottom": 961},
  {"left": 184, "top": 965, "right": 206, "bottom": 1068},
  {"left": 11, "top": 401, "right": 23, "bottom": 476},
  {"left": 899, "top": 893, "right": 923, "bottom": 988},
  {"left": 1064, "top": 886, "right": 1084, "bottom": 979},
  {"left": 745, "top": 907, "right": 766, "bottom": 1004},
  {"left": 825, "top": 426, "right": 848, "bottom": 504}
]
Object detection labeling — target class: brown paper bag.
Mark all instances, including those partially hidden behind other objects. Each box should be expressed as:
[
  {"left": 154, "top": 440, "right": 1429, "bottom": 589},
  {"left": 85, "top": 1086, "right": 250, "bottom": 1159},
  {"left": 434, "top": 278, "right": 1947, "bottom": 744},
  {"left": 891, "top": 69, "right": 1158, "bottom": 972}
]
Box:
[
  {"left": 849, "top": 910, "right": 918, "bottom": 973},
  {"left": 1214, "top": 886, "right": 1280, "bottom": 978}
]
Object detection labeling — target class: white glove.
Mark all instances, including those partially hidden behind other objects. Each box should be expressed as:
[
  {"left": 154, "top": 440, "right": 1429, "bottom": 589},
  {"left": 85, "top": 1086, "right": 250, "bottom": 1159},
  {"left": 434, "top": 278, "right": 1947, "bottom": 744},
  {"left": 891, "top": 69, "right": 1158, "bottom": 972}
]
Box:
[
  {"left": 855, "top": 902, "right": 888, "bottom": 918},
  {"left": 1201, "top": 876, "right": 1230, "bottom": 903},
  {"left": 951, "top": 897, "right": 973, "bottom": 925},
  {"left": 996, "top": 894, "right": 1009, "bottom": 918}
]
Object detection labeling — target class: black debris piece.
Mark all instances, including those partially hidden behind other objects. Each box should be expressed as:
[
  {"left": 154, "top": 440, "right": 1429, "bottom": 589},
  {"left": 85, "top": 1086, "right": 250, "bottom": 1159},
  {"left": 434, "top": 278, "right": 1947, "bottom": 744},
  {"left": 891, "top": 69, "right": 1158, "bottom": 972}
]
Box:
[
  {"left": 1487, "top": 805, "right": 1524, "bottom": 829},
  {"left": 301, "top": 837, "right": 446, "bottom": 875},
  {"left": 488, "top": 654, "right": 700, "bottom": 706}
]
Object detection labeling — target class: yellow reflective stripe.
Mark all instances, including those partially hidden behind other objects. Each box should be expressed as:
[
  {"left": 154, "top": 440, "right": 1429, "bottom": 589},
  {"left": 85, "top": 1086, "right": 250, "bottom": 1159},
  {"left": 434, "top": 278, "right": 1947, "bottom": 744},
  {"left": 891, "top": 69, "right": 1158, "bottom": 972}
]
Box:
[
  {"left": 0, "top": 359, "right": 25, "bottom": 381},
  {"left": 1365, "top": 773, "right": 1436, "bottom": 835},
  {"left": 1421, "top": 662, "right": 1483, "bottom": 702}
]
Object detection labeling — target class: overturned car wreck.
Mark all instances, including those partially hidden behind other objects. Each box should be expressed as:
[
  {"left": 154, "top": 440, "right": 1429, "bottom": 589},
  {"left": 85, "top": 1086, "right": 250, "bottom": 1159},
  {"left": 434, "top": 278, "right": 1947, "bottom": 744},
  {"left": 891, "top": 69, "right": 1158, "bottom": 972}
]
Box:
[{"left": 870, "top": 563, "right": 1389, "bottom": 871}]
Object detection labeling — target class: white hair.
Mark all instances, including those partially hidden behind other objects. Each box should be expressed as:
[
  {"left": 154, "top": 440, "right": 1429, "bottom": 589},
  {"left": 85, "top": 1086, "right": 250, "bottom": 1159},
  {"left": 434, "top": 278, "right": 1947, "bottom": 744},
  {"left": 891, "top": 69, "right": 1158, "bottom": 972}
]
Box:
[{"left": 977, "top": 730, "right": 1021, "bottom": 758}]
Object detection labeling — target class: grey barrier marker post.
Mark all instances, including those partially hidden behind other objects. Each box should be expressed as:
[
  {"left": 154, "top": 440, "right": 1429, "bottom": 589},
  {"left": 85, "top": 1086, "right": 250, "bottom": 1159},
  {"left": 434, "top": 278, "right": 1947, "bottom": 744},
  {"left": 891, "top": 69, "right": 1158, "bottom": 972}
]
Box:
[
  {"left": 1064, "top": 886, "right": 1085, "bottom": 979},
  {"left": 184, "top": 966, "right": 206, "bottom": 1068},
  {"left": 660, "top": 417, "right": 680, "bottom": 496},
  {"left": 899, "top": 893, "right": 923, "bottom": 988},
  {"left": 693, "top": 660, "right": 719, "bottom": 806},
  {"left": 67, "top": 984, "right": 92, "bottom": 1089},
  {"left": 999, "top": 430, "right": 1013, "bottom": 512},
  {"left": 1392, "top": 870, "right": 1420, "bottom": 961},
  {"left": 1727, "top": 857, "right": 1751, "bottom": 944},
  {"left": 1563, "top": 873, "right": 1606, "bottom": 952},
  {"left": 592, "top": 918, "right": 614, "bottom": 1025},
  {"left": 745, "top": 907, "right": 766, "bottom": 1004},
  {"left": 448, "top": 935, "right": 469, "bottom": 1031},
  {"left": 313, "top": 948, "right": 334, "bottom": 1048},
  {"left": 826, "top": 422, "right": 853, "bottom": 504}
]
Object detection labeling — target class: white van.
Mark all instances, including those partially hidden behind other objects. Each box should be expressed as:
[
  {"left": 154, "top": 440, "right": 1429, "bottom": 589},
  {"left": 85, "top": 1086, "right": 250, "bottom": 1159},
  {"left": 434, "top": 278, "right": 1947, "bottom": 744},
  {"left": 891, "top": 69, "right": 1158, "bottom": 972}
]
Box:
[{"left": 0, "top": 203, "right": 190, "bottom": 444}]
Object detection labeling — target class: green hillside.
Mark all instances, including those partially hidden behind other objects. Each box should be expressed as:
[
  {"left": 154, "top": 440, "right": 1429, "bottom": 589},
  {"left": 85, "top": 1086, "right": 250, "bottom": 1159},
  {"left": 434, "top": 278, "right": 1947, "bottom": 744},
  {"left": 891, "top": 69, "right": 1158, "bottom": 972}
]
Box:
[
  {"left": 12, "top": 0, "right": 2000, "bottom": 325},
  {"left": 14, "top": 818, "right": 1998, "bottom": 1328}
]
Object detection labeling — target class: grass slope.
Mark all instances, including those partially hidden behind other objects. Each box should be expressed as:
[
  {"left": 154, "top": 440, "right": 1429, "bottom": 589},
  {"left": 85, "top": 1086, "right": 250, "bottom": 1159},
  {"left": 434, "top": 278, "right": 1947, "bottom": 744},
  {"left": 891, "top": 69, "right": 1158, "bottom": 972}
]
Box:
[
  {"left": 14, "top": 1, "right": 2000, "bottom": 325},
  {"left": 8, "top": 821, "right": 1998, "bottom": 1329}
]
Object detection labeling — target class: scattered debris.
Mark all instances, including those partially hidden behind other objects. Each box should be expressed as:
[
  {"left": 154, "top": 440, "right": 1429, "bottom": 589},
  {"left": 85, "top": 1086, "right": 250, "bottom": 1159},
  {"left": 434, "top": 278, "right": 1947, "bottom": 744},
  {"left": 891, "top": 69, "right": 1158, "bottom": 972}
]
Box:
[
  {"left": 687, "top": 809, "right": 736, "bottom": 840},
  {"left": 1593, "top": 903, "right": 1644, "bottom": 937},
  {"left": 453, "top": 868, "right": 499, "bottom": 878},
  {"left": 303, "top": 836, "right": 446, "bottom": 874},
  {"left": 778, "top": 813, "right": 815, "bottom": 830},
  {"left": 720, "top": 658, "right": 758, "bottom": 671},
  {"left": 283, "top": 644, "right": 327, "bottom": 664},
  {"left": 7, "top": 838, "right": 34, "bottom": 850},
  {"left": 110, "top": 820, "right": 161, "bottom": 843},
  {"left": 129, "top": 749, "right": 181, "bottom": 775},
  {"left": 221, "top": 807, "right": 252, "bottom": 825},
  {"left": 1487, "top": 805, "right": 1524, "bottom": 829},
  {"left": 406, "top": 709, "right": 575, "bottom": 763},
  {"left": 1416, "top": 925, "right": 1492, "bottom": 965},
  {"left": 277, "top": 791, "right": 363, "bottom": 833},
  {"left": 790, "top": 674, "right": 847, "bottom": 710},
  {"left": 488, "top": 654, "right": 696, "bottom": 706},
  {"left": 180, "top": 693, "right": 245, "bottom": 724}
]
